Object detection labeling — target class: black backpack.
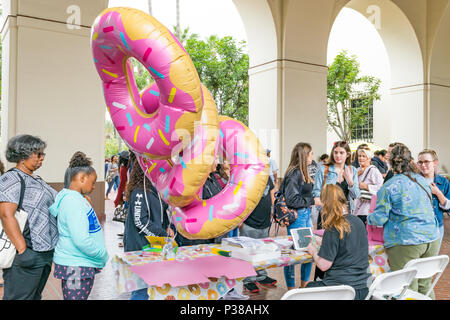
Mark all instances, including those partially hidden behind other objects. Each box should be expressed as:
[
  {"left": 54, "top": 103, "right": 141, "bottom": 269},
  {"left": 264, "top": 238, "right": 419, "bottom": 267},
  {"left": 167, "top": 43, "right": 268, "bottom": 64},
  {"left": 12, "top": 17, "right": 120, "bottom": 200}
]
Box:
[{"left": 273, "top": 174, "right": 298, "bottom": 227}]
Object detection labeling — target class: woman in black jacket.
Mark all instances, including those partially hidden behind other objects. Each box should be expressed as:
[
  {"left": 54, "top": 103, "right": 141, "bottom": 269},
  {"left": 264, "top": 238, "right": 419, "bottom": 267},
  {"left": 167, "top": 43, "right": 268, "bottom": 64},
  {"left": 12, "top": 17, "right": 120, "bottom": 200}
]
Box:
[
  {"left": 282, "top": 142, "right": 315, "bottom": 289},
  {"left": 123, "top": 159, "right": 173, "bottom": 300}
]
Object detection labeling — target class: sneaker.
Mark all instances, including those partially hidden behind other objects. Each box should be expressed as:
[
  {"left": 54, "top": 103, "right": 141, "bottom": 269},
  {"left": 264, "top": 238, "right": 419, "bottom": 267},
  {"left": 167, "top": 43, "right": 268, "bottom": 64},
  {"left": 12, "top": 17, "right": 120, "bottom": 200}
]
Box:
[
  {"left": 256, "top": 276, "right": 277, "bottom": 287},
  {"left": 223, "top": 288, "right": 249, "bottom": 300},
  {"left": 243, "top": 282, "right": 259, "bottom": 294}
]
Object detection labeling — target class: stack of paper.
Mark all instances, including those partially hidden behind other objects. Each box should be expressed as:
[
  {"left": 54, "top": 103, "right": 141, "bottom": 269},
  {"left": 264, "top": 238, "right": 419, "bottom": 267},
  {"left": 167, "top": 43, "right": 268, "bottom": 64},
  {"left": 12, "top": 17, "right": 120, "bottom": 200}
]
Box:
[{"left": 221, "top": 236, "right": 265, "bottom": 248}]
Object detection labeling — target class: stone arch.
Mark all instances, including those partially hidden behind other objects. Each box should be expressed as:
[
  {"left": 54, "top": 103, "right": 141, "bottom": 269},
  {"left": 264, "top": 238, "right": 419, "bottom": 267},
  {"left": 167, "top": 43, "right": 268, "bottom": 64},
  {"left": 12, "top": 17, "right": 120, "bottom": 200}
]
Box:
[
  {"left": 428, "top": 2, "right": 450, "bottom": 172},
  {"left": 329, "top": 0, "right": 425, "bottom": 155}
]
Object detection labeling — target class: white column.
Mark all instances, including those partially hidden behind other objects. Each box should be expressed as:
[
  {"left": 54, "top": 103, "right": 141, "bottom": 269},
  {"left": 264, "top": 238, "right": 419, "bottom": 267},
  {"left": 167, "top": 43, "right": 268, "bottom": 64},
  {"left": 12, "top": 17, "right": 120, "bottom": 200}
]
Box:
[
  {"left": 1, "top": 0, "right": 108, "bottom": 213},
  {"left": 281, "top": 60, "right": 328, "bottom": 174},
  {"left": 388, "top": 84, "right": 426, "bottom": 157},
  {"left": 248, "top": 60, "right": 281, "bottom": 171},
  {"left": 428, "top": 84, "right": 450, "bottom": 172},
  {"left": 1, "top": 0, "right": 108, "bottom": 181}
]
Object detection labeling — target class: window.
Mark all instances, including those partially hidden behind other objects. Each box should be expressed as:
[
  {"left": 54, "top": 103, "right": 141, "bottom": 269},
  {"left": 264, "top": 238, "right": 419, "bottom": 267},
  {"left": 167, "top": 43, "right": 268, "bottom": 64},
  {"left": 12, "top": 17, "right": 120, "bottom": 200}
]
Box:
[{"left": 350, "top": 99, "right": 373, "bottom": 143}]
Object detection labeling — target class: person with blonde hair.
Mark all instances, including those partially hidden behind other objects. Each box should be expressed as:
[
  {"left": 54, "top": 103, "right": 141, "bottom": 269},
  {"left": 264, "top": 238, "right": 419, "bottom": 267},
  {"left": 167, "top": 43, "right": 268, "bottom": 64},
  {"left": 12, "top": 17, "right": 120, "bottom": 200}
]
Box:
[
  {"left": 306, "top": 184, "right": 370, "bottom": 300},
  {"left": 353, "top": 148, "right": 383, "bottom": 225},
  {"left": 417, "top": 149, "right": 450, "bottom": 251}
]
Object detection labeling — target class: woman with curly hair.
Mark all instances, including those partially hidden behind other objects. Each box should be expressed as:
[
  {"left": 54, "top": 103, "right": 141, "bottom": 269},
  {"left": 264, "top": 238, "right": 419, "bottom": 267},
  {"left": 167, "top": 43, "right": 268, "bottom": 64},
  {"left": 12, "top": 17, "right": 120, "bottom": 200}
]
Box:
[
  {"left": 49, "top": 151, "right": 108, "bottom": 300},
  {"left": 123, "top": 158, "right": 174, "bottom": 300},
  {"left": 0, "top": 134, "right": 57, "bottom": 300},
  {"left": 367, "top": 144, "right": 440, "bottom": 298}
]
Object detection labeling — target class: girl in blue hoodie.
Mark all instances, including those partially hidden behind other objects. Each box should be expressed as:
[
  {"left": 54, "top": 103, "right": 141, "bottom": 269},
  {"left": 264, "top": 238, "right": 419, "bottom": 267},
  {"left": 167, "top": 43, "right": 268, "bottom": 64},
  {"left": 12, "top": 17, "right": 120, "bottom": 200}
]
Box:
[{"left": 50, "top": 152, "right": 108, "bottom": 300}]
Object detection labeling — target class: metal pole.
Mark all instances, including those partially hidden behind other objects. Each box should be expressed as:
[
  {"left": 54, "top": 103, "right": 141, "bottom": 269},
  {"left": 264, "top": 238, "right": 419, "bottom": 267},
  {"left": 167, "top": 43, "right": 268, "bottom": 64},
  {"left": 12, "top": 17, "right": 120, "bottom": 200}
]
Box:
[
  {"left": 148, "top": 0, "right": 153, "bottom": 15},
  {"left": 176, "top": 0, "right": 180, "bottom": 38}
]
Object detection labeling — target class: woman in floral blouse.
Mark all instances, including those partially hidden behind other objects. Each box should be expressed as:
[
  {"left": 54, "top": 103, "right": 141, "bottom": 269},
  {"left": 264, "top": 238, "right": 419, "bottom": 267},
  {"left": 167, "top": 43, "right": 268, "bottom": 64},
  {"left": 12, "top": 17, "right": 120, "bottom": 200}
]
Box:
[{"left": 367, "top": 144, "right": 440, "bottom": 299}]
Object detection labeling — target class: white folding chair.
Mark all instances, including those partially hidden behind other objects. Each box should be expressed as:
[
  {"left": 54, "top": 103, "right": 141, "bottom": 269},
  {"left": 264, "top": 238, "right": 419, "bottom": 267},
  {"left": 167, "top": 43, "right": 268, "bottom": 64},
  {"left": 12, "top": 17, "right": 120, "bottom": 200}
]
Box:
[
  {"left": 365, "top": 268, "right": 418, "bottom": 300},
  {"left": 281, "top": 285, "right": 355, "bottom": 300},
  {"left": 401, "top": 255, "right": 449, "bottom": 300}
]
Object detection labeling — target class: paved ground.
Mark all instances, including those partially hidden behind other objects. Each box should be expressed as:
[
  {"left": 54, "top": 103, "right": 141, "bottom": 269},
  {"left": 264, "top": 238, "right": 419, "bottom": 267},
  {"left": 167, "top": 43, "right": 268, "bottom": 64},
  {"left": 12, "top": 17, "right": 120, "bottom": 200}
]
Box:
[{"left": 1, "top": 189, "right": 449, "bottom": 300}]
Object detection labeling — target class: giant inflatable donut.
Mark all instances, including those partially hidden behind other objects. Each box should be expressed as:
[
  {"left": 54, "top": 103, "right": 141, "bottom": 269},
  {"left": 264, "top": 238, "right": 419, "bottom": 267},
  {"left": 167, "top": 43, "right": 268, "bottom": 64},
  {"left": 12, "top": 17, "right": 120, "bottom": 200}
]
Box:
[{"left": 91, "top": 7, "right": 269, "bottom": 239}]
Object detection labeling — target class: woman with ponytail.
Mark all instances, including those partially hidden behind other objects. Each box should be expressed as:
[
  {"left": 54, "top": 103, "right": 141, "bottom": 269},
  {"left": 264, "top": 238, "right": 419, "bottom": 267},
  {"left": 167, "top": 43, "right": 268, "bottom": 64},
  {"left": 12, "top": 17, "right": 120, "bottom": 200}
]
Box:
[
  {"left": 305, "top": 184, "right": 371, "bottom": 300},
  {"left": 367, "top": 144, "right": 440, "bottom": 298},
  {"left": 49, "top": 151, "right": 108, "bottom": 300}
]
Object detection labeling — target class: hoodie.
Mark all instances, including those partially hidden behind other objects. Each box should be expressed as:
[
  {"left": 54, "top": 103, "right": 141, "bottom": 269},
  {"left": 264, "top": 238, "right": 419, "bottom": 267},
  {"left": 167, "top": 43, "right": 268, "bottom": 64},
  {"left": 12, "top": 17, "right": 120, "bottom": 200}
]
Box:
[
  {"left": 371, "top": 156, "right": 388, "bottom": 175},
  {"left": 49, "top": 189, "right": 109, "bottom": 268},
  {"left": 123, "top": 184, "right": 170, "bottom": 252}
]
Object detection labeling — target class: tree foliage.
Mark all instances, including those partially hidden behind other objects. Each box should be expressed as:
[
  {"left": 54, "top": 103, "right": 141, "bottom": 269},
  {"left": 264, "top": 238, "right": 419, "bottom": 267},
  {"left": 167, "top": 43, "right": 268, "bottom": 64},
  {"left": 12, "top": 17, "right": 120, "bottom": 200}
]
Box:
[
  {"left": 327, "top": 50, "right": 381, "bottom": 141},
  {"left": 130, "top": 27, "right": 250, "bottom": 125},
  {"left": 182, "top": 29, "right": 249, "bottom": 125}
]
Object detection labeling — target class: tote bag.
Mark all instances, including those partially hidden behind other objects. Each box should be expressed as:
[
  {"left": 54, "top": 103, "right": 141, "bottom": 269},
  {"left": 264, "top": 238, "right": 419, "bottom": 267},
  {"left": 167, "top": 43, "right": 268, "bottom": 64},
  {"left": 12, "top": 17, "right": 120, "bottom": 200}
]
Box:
[
  {"left": 367, "top": 194, "right": 384, "bottom": 244},
  {"left": 0, "top": 174, "right": 28, "bottom": 269}
]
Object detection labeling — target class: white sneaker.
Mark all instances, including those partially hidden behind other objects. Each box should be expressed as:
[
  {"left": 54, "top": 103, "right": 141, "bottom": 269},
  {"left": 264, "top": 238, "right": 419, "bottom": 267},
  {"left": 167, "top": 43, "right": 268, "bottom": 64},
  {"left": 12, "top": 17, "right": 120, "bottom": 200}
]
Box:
[{"left": 223, "top": 288, "right": 250, "bottom": 300}]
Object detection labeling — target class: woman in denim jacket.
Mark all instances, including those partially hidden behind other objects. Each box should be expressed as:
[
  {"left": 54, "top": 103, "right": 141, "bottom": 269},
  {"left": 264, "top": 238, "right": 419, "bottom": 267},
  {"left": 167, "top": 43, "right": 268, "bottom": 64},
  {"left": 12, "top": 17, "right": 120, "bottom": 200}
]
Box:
[
  {"left": 313, "top": 141, "right": 360, "bottom": 218},
  {"left": 367, "top": 144, "right": 439, "bottom": 298},
  {"left": 417, "top": 149, "right": 450, "bottom": 252}
]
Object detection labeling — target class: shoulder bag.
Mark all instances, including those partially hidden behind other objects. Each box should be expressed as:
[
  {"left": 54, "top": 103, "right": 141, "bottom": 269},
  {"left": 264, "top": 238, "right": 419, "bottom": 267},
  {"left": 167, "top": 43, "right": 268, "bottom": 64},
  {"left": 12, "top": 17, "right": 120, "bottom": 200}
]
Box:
[
  {"left": 0, "top": 172, "right": 28, "bottom": 269},
  {"left": 360, "top": 167, "right": 374, "bottom": 201}
]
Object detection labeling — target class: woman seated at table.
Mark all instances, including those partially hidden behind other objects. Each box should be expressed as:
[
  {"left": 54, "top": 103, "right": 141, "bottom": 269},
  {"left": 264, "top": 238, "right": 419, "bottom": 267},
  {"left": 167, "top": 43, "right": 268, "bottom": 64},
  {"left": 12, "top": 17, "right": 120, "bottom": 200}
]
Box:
[
  {"left": 306, "top": 184, "right": 371, "bottom": 300},
  {"left": 123, "top": 158, "right": 174, "bottom": 300}
]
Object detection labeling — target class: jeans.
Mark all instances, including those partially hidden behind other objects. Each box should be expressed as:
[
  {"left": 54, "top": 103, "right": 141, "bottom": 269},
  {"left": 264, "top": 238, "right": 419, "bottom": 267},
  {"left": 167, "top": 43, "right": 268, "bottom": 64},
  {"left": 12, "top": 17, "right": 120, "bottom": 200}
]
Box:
[
  {"left": 227, "top": 227, "right": 239, "bottom": 238},
  {"left": 130, "top": 288, "right": 149, "bottom": 300},
  {"left": 239, "top": 223, "right": 270, "bottom": 284},
  {"left": 113, "top": 176, "right": 120, "bottom": 191},
  {"left": 106, "top": 176, "right": 119, "bottom": 196},
  {"left": 284, "top": 208, "right": 313, "bottom": 287}
]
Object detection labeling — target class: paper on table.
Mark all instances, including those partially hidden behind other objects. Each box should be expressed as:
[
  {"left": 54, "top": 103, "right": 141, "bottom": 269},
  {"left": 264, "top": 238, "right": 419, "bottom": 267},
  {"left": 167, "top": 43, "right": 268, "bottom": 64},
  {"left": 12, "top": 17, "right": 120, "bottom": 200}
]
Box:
[
  {"left": 128, "top": 255, "right": 257, "bottom": 287},
  {"left": 272, "top": 238, "right": 293, "bottom": 248},
  {"left": 221, "top": 236, "right": 265, "bottom": 248}
]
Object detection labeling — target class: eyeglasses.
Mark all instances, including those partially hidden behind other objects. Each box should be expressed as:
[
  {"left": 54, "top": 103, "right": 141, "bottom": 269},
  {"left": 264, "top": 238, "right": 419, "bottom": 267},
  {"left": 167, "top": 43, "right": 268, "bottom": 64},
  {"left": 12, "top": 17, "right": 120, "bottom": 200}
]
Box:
[
  {"left": 35, "top": 152, "right": 46, "bottom": 158},
  {"left": 417, "top": 160, "right": 432, "bottom": 166}
]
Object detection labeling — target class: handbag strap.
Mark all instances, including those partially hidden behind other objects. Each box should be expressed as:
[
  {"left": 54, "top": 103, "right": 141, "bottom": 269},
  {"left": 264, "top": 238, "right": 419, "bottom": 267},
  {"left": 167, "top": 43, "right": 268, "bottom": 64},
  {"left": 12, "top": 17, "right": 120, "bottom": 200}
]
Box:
[
  {"left": 8, "top": 168, "right": 26, "bottom": 211},
  {"left": 404, "top": 173, "right": 433, "bottom": 204},
  {"left": 360, "top": 166, "right": 373, "bottom": 186}
]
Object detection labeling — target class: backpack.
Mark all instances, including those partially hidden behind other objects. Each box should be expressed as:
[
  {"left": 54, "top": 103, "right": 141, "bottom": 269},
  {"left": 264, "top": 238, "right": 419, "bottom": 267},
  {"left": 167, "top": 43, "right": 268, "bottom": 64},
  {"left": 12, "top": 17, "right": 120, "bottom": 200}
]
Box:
[{"left": 273, "top": 172, "right": 298, "bottom": 227}]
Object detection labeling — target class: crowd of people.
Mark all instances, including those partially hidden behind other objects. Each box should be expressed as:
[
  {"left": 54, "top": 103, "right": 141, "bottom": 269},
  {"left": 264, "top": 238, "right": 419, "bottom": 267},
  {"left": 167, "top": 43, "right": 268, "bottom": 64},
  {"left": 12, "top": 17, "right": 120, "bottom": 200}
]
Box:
[{"left": 0, "top": 134, "right": 448, "bottom": 300}]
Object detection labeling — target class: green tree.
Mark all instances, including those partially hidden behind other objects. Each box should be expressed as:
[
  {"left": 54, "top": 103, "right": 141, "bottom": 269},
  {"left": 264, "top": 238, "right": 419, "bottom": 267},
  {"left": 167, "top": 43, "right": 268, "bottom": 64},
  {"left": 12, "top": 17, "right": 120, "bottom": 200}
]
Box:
[
  {"left": 105, "top": 119, "right": 128, "bottom": 158},
  {"left": 183, "top": 31, "right": 249, "bottom": 124},
  {"left": 327, "top": 50, "right": 381, "bottom": 141},
  {"left": 131, "top": 57, "right": 152, "bottom": 91},
  {"left": 129, "top": 27, "right": 249, "bottom": 124}
]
